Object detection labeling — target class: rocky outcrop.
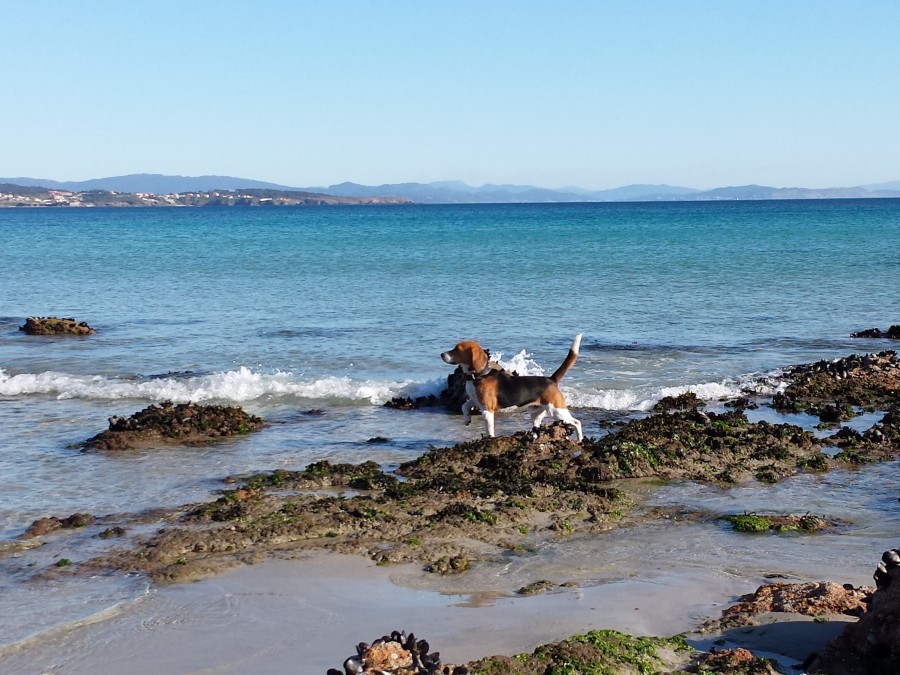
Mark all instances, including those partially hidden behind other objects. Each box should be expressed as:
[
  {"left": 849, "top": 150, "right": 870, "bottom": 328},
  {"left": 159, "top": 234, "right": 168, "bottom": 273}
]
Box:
[
  {"left": 19, "top": 316, "right": 95, "bottom": 335},
  {"left": 385, "top": 363, "right": 505, "bottom": 412},
  {"left": 702, "top": 581, "right": 872, "bottom": 631},
  {"left": 81, "top": 401, "right": 266, "bottom": 451},
  {"left": 808, "top": 548, "right": 900, "bottom": 674},
  {"left": 773, "top": 351, "right": 900, "bottom": 415},
  {"left": 851, "top": 325, "right": 900, "bottom": 339}
]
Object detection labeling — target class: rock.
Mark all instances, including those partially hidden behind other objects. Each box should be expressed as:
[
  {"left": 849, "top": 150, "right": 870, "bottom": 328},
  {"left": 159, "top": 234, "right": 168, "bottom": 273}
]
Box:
[
  {"left": 692, "top": 647, "right": 780, "bottom": 674},
  {"left": 21, "top": 513, "right": 95, "bottom": 538},
  {"left": 19, "top": 316, "right": 95, "bottom": 335},
  {"left": 851, "top": 326, "right": 900, "bottom": 339},
  {"left": 326, "top": 630, "right": 469, "bottom": 674},
  {"left": 851, "top": 328, "right": 885, "bottom": 338},
  {"left": 703, "top": 581, "right": 872, "bottom": 630},
  {"left": 808, "top": 548, "right": 900, "bottom": 674},
  {"left": 654, "top": 391, "right": 703, "bottom": 412},
  {"left": 81, "top": 401, "right": 266, "bottom": 451},
  {"left": 773, "top": 351, "right": 900, "bottom": 414}
]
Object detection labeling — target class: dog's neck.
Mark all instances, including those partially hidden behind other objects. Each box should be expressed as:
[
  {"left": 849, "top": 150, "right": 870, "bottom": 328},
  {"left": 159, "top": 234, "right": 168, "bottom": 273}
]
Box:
[{"left": 466, "top": 364, "right": 493, "bottom": 380}]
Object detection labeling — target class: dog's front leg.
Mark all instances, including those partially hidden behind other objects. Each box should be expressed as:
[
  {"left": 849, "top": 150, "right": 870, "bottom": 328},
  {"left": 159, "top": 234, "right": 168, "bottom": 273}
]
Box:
[{"left": 481, "top": 409, "right": 496, "bottom": 437}]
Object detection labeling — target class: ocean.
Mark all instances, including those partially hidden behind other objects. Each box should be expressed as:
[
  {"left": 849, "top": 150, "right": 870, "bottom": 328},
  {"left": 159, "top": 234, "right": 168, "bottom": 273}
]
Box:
[{"left": 1, "top": 200, "right": 899, "bottom": 669}]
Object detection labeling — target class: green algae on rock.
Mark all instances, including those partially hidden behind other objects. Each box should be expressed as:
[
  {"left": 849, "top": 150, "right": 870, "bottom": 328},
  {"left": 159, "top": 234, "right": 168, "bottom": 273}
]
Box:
[
  {"left": 80, "top": 401, "right": 266, "bottom": 451},
  {"left": 466, "top": 629, "right": 695, "bottom": 675},
  {"left": 721, "top": 513, "right": 841, "bottom": 534}
]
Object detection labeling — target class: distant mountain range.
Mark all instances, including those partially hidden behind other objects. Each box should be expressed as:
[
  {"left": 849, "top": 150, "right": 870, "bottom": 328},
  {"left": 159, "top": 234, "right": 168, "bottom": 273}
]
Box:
[{"left": 3, "top": 174, "right": 900, "bottom": 204}]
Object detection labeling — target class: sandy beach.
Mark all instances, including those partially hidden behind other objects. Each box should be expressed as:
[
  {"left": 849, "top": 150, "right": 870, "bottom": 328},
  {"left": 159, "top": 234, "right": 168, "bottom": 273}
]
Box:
[{"left": 0, "top": 551, "right": 854, "bottom": 674}]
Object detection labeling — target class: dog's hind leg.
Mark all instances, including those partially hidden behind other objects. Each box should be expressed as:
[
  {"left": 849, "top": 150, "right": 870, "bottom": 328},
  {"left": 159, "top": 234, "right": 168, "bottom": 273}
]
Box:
[
  {"left": 555, "top": 408, "right": 583, "bottom": 442},
  {"left": 531, "top": 406, "right": 549, "bottom": 430}
]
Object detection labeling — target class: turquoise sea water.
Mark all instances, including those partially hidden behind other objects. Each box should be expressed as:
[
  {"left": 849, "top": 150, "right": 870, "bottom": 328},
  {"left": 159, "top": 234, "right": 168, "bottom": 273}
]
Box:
[{"left": 1, "top": 200, "right": 899, "bottom": 660}]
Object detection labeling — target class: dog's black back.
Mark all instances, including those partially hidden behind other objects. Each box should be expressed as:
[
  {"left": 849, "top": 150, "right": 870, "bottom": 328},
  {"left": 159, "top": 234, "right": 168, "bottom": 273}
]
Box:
[{"left": 491, "top": 372, "right": 556, "bottom": 409}]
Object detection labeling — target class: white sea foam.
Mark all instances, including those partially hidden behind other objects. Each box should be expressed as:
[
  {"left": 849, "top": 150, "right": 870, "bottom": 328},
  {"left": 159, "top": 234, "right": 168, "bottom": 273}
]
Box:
[
  {"left": 0, "top": 367, "right": 422, "bottom": 406},
  {"left": 491, "top": 349, "right": 546, "bottom": 376},
  {"left": 0, "top": 365, "right": 779, "bottom": 412},
  {"left": 565, "top": 378, "right": 755, "bottom": 412}
]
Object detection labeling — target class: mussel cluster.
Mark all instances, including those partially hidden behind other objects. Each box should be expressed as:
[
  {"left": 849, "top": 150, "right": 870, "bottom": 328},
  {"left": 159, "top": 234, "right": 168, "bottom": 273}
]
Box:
[
  {"left": 875, "top": 547, "right": 900, "bottom": 590},
  {"left": 326, "top": 630, "right": 469, "bottom": 675}
]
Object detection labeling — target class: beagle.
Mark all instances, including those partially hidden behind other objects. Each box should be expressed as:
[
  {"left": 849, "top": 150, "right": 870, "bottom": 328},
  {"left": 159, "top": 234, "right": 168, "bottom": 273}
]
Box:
[{"left": 441, "top": 334, "right": 583, "bottom": 441}]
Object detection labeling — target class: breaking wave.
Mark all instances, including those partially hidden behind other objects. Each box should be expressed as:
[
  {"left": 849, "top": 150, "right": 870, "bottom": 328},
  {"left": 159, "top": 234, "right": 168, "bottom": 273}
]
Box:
[{"left": 0, "top": 365, "right": 783, "bottom": 412}]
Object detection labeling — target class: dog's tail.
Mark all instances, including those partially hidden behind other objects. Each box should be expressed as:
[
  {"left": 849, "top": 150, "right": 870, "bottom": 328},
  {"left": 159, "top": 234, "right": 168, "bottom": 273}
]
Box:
[{"left": 550, "top": 333, "right": 583, "bottom": 383}]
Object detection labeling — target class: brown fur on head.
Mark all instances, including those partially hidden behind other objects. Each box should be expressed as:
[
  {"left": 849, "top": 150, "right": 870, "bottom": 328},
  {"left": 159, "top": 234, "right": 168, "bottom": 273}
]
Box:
[{"left": 440, "top": 340, "right": 489, "bottom": 374}]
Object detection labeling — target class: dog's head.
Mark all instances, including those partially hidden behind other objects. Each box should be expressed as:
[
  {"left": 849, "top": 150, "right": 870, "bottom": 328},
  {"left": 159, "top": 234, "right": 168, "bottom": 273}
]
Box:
[{"left": 441, "top": 340, "right": 489, "bottom": 374}]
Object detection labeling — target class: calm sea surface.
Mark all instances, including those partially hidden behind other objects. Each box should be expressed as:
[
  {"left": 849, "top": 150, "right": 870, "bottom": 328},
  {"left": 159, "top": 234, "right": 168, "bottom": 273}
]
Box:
[{"left": 1, "top": 200, "right": 899, "bottom": 660}]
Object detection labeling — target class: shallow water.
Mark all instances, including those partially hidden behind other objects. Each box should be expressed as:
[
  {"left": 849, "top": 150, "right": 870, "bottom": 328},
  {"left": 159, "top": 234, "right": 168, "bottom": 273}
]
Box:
[{"left": 1, "top": 201, "right": 898, "bottom": 665}]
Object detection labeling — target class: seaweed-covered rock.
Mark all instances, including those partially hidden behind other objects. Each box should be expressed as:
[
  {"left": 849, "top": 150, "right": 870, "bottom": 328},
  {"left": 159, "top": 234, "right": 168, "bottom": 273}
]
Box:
[
  {"left": 808, "top": 548, "right": 900, "bottom": 674},
  {"left": 581, "top": 409, "right": 825, "bottom": 483},
  {"left": 654, "top": 391, "right": 703, "bottom": 412},
  {"left": 829, "top": 405, "right": 900, "bottom": 463},
  {"left": 466, "top": 629, "right": 694, "bottom": 674},
  {"left": 773, "top": 351, "right": 900, "bottom": 414},
  {"left": 721, "top": 512, "right": 841, "bottom": 534},
  {"left": 81, "top": 401, "right": 266, "bottom": 450},
  {"left": 19, "top": 316, "right": 95, "bottom": 335}
]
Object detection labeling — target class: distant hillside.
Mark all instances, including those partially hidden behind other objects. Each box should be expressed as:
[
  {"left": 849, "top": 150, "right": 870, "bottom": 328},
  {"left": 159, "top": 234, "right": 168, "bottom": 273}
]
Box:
[
  {"left": 3, "top": 174, "right": 899, "bottom": 204},
  {"left": 0, "top": 183, "right": 410, "bottom": 208},
  {"left": 314, "top": 181, "right": 700, "bottom": 203},
  {"left": 2, "top": 174, "right": 299, "bottom": 194}
]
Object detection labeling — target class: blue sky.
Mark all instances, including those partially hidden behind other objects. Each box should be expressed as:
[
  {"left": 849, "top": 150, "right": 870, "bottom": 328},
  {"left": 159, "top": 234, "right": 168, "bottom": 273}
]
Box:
[{"left": 4, "top": 1, "right": 898, "bottom": 189}]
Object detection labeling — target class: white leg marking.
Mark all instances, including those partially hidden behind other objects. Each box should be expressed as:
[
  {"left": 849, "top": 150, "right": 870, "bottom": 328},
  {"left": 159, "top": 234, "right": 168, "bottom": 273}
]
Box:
[
  {"left": 556, "top": 408, "right": 583, "bottom": 442},
  {"left": 482, "top": 410, "right": 496, "bottom": 437}
]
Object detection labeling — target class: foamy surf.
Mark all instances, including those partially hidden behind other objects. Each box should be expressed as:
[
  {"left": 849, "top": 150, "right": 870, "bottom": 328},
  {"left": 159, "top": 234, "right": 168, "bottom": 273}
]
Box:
[
  {"left": 0, "top": 366, "right": 439, "bottom": 407},
  {"left": 0, "top": 364, "right": 785, "bottom": 412}
]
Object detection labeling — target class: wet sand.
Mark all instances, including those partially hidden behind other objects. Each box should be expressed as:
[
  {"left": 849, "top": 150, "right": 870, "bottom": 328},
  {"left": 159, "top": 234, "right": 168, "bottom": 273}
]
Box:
[{"left": 2, "top": 551, "right": 848, "bottom": 674}]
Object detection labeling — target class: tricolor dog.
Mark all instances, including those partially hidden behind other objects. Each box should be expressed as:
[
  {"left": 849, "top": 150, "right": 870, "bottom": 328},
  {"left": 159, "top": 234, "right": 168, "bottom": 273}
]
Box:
[{"left": 441, "top": 334, "right": 583, "bottom": 441}]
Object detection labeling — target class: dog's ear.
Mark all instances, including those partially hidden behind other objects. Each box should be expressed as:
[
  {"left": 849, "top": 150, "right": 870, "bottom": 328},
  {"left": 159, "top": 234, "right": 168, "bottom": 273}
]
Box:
[{"left": 470, "top": 344, "right": 489, "bottom": 374}]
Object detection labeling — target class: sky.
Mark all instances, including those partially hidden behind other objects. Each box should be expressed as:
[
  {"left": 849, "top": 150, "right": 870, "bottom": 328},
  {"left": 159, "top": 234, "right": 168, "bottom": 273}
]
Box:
[{"left": 3, "top": 1, "right": 899, "bottom": 190}]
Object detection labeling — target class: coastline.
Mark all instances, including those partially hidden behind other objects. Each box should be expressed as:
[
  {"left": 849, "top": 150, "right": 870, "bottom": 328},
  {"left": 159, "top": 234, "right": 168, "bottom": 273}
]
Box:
[
  {"left": 0, "top": 551, "right": 855, "bottom": 674},
  {"left": 2, "top": 347, "right": 898, "bottom": 672}
]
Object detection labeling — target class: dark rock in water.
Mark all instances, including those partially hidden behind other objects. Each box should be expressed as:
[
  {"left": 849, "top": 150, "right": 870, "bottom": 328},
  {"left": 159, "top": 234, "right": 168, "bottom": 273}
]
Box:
[
  {"left": 81, "top": 401, "right": 266, "bottom": 451},
  {"left": 327, "top": 630, "right": 469, "bottom": 674},
  {"left": 807, "top": 548, "right": 900, "bottom": 674},
  {"left": 851, "top": 327, "right": 886, "bottom": 338},
  {"left": 654, "top": 391, "right": 703, "bottom": 412},
  {"left": 851, "top": 325, "right": 900, "bottom": 339},
  {"left": 385, "top": 362, "right": 507, "bottom": 413},
  {"left": 19, "top": 316, "right": 95, "bottom": 335}
]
